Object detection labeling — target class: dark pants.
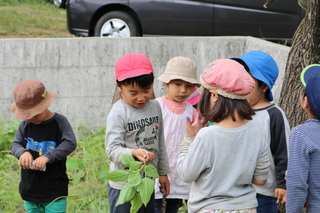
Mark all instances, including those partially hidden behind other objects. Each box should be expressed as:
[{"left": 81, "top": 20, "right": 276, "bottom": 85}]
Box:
[
  {"left": 154, "top": 198, "right": 180, "bottom": 213},
  {"left": 256, "top": 193, "right": 277, "bottom": 213},
  {"left": 108, "top": 185, "right": 155, "bottom": 213}
]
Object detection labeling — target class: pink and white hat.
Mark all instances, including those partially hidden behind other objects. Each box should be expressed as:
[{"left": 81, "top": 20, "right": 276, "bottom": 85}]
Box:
[
  {"left": 200, "top": 59, "right": 255, "bottom": 100},
  {"left": 186, "top": 86, "right": 201, "bottom": 106}
]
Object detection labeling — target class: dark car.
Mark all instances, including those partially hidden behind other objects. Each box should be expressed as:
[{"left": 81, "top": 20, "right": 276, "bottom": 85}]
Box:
[{"left": 66, "top": 0, "right": 304, "bottom": 41}]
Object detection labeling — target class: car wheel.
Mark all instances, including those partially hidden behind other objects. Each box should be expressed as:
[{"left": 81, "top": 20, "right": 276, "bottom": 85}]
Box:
[
  {"left": 53, "top": 0, "right": 66, "bottom": 8},
  {"left": 94, "top": 11, "right": 140, "bottom": 37}
]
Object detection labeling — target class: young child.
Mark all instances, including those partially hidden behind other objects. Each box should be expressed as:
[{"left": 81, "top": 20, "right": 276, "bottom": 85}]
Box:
[
  {"left": 232, "top": 50, "right": 290, "bottom": 212},
  {"left": 10, "top": 79, "right": 77, "bottom": 213},
  {"left": 178, "top": 59, "right": 270, "bottom": 213},
  {"left": 286, "top": 64, "right": 320, "bottom": 213},
  {"left": 154, "top": 56, "right": 200, "bottom": 213},
  {"left": 105, "top": 53, "right": 171, "bottom": 213}
]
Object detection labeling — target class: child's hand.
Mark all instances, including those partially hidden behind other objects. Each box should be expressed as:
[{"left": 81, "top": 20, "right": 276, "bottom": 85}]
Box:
[
  {"left": 275, "top": 188, "right": 286, "bottom": 204},
  {"left": 159, "top": 175, "right": 170, "bottom": 197},
  {"left": 132, "top": 148, "right": 155, "bottom": 163},
  {"left": 186, "top": 112, "right": 207, "bottom": 136},
  {"left": 33, "top": 156, "right": 49, "bottom": 171},
  {"left": 18, "top": 151, "right": 33, "bottom": 170}
]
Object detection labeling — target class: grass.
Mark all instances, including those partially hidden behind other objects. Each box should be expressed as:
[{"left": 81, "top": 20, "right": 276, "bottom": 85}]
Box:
[
  {"left": 0, "top": 0, "right": 74, "bottom": 38},
  {"left": 0, "top": 120, "right": 188, "bottom": 212},
  {"left": 0, "top": 120, "right": 111, "bottom": 212}
]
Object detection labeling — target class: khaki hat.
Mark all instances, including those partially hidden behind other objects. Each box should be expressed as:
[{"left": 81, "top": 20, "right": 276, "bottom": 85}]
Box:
[
  {"left": 11, "top": 79, "right": 56, "bottom": 120},
  {"left": 158, "top": 56, "right": 200, "bottom": 86}
]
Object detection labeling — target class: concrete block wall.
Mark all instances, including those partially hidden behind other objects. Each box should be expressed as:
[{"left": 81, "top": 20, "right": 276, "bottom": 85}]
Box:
[{"left": 0, "top": 36, "right": 290, "bottom": 134}]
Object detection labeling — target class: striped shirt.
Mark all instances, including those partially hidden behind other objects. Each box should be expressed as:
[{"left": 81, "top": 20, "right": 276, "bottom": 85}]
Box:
[{"left": 286, "top": 119, "right": 320, "bottom": 213}]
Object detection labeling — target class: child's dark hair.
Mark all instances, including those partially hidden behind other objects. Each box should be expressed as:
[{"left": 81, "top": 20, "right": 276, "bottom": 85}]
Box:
[
  {"left": 301, "top": 88, "right": 320, "bottom": 120},
  {"left": 116, "top": 73, "right": 154, "bottom": 88},
  {"left": 198, "top": 88, "right": 255, "bottom": 123}
]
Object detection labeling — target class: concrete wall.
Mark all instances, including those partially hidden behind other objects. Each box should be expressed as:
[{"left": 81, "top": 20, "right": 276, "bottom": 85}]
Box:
[{"left": 0, "top": 36, "right": 290, "bottom": 133}]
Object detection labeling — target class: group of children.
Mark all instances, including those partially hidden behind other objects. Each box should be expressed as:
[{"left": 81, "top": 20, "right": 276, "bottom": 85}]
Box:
[{"left": 9, "top": 50, "right": 320, "bottom": 213}]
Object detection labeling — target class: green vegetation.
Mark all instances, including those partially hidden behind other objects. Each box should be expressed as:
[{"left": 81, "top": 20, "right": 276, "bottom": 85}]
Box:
[
  {"left": 106, "top": 154, "right": 159, "bottom": 213},
  {"left": 0, "top": 0, "right": 73, "bottom": 38},
  {"left": 0, "top": 120, "right": 110, "bottom": 212},
  {"left": 0, "top": 119, "right": 188, "bottom": 212}
]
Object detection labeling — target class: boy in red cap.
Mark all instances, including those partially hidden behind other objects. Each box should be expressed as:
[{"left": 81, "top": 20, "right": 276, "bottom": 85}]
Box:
[
  {"left": 10, "top": 79, "right": 77, "bottom": 213},
  {"left": 106, "top": 53, "right": 171, "bottom": 213}
]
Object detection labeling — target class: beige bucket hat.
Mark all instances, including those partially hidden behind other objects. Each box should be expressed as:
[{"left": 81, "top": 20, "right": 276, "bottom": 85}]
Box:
[{"left": 158, "top": 56, "right": 200, "bottom": 86}]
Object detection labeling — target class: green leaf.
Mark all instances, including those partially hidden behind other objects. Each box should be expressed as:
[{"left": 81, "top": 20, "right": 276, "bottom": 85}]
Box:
[
  {"left": 128, "top": 170, "right": 142, "bottom": 186},
  {"left": 106, "top": 170, "right": 129, "bottom": 182},
  {"left": 138, "top": 178, "right": 154, "bottom": 206},
  {"left": 130, "top": 161, "right": 141, "bottom": 170},
  {"left": 145, "top": 164, "right": 159, "bottom": 178},
  {"left": 130, "top": 193, "right": 143, "bottom": 213},
  {"left": 121, "top": 154, "right": 135, "bottom": 167},
  {"left": 116, "top": 183, "right": 136, "bottom": 206},
  {"left": 96, "top": 165, "right": 110, "bottom": 185}
]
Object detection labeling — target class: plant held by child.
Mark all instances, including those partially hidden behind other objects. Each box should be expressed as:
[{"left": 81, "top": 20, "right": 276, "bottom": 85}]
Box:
[{"left": 106, "top": 154, "right": 159, "bottom": 213}]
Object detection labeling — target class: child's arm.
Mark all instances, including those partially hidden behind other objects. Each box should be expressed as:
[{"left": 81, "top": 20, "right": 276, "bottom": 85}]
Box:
[
  {"left": 158, "top": 175, "right": 170, "bottom": 197},
  {"left": 252, "top": 136, "right": 270, "bottom": 187},
  {"left": 286, "top": 127, "right": 309, "bottom": 212},
  {"left": 106, "top": 111, "right": 137, "bottom": 164},
  {"left": 270, "top": 109, "right": 290, "bottom": 190},
  {"left": 269, "top": 108, "right": 290, "bottom": 203},
  {"left": 11, "top": 122, "right": 34, "bottom": 169},
  {"left": 41, "top": 115, "right": 76, "bottom": 163}
]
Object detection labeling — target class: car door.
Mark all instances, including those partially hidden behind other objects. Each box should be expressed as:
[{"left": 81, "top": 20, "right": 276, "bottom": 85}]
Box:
[
  {"left": 130, "top": 0, "right": 214, "bottom": 36},
  {"left": 213, "top": 0, "right": 303, "bottom": 40}
]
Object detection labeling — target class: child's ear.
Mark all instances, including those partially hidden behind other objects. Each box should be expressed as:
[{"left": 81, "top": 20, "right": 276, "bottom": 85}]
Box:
[
  {"left": 115, "top": 83, "right": 122, "bottom": 92},
  {"left": 301, "top": 96, "right": 310, "bottom": 111},
  {"left": 262, "top": 83, "right": 269, "bottom": 93},
  {"left": 209, "top": 90, "right": 219, "bottom": 102}
]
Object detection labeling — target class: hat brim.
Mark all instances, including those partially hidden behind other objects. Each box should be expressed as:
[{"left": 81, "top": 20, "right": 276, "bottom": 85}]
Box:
[
  {"left": 300, "top": 64, "right": 320, "bottom": 87},
  {"left": 11, "top": 91, "right": 56, "bottom": 120},
  {"left": 157, "top": 73, "right": 201, "bottom": 87},
  {"left": 186, "top": 93, "right": 201, "bottom": 106}
]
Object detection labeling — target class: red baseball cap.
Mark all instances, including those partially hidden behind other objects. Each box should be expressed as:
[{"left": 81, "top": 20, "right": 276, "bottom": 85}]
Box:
[{"left": 115, "top": 53, "right": 153, "bottom": 81}]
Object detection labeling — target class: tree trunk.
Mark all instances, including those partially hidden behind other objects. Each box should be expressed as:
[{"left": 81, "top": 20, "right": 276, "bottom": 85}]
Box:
[
  {"left": 278, "top": 1, "right": 320, "bottom": 213},
  {"left": 279, "top": 0, "right": 320, "bottom": 128}
]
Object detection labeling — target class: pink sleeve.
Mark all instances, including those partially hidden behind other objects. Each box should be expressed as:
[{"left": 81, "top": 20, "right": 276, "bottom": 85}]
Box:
[{"left": 191, "top": 108, "right": 198, "bottom": 122}]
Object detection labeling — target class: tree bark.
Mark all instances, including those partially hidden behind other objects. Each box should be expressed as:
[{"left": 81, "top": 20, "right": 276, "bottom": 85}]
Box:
[{"left": 279, "top": 0, "right": 320, "bottom": 128}]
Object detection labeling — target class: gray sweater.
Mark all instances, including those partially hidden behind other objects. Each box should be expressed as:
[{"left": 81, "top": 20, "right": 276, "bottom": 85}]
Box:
[
  {"left": 106, "top": 99, "right": 171, "bottom": 189},
  {"left": 178, "top": 121, "right": 269, "bottom": 212}
]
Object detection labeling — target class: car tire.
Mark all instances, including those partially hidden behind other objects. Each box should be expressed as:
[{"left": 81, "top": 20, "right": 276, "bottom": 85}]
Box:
[
  {"left": 94, "top": 11, "right": 140, "bottom": 37},
  {"left": 53, "top": 0, "right": 66, "bottom": 8}
]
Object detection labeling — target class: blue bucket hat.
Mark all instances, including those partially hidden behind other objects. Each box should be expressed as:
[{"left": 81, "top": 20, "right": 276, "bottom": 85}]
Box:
[
  {"left": 300, "top": 64, "right": 320, "bottom": 117},
  {"left": 232, "top": 50, "right": 279, "bottom": 101}
]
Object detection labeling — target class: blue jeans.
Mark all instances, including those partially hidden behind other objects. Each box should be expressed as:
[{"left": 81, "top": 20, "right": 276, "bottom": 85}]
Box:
[
  {"left": 154, "top": 198, "right": 180, "bottom": 213},
  {"left": 24, "top": 198, "right": 66, "bottom": 213},
  {"left": 108, "top": 185, "right": 155, "bottom": 213},
  {"left": 256, "top": 193, "right": 277, "bottom": 213}
]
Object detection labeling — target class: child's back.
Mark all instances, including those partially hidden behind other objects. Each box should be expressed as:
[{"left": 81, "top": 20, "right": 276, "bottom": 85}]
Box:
[
  {"left": 286, "top": 65, "right": 320, "bottom": 213},
  {"left": 178, "top": 59, "right": 270, "bottom": 213}
]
